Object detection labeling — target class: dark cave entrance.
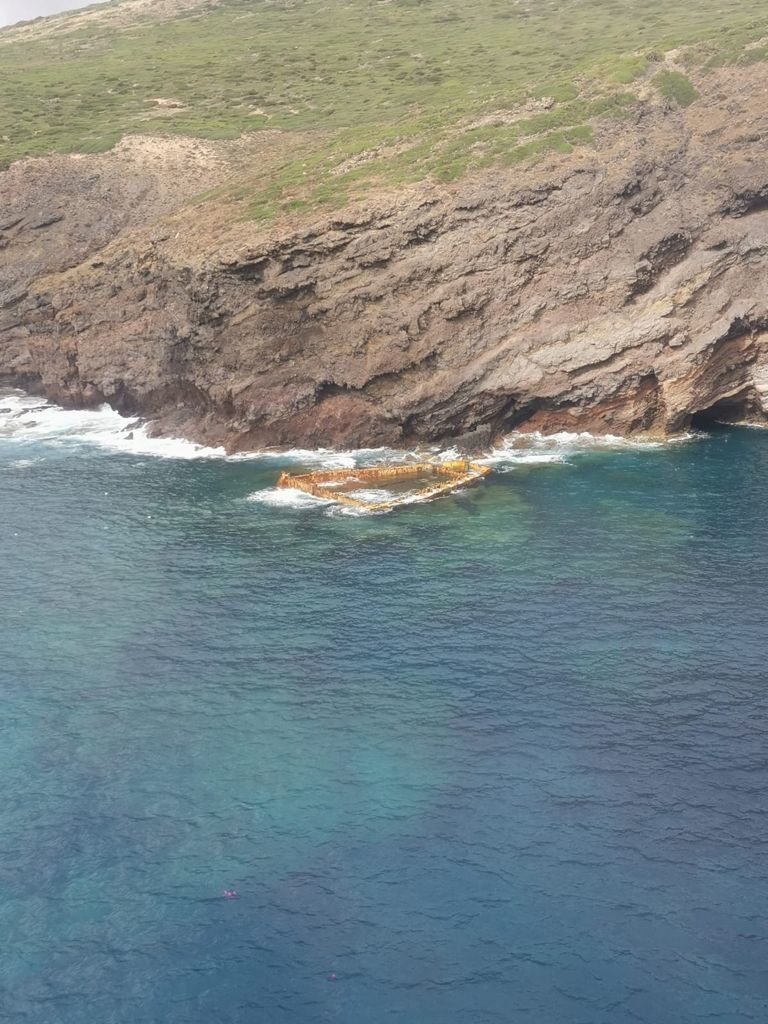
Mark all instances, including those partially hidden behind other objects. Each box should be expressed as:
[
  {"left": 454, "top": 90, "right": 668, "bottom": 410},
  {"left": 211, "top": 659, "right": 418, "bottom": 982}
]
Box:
[{"left": 689, "top": 394, "right": 754, "bottom": 430}]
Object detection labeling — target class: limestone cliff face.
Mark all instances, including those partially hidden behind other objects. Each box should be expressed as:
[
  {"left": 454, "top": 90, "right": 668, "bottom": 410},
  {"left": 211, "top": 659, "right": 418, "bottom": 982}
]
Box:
[{"left": 1, "top": 64, "right": 767, "bottom": 450}]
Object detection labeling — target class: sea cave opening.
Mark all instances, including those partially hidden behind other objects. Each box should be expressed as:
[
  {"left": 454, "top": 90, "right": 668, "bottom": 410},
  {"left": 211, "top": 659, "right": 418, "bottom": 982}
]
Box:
[{"left": 689, "top": 395, "right": 753, "bottom": 430}]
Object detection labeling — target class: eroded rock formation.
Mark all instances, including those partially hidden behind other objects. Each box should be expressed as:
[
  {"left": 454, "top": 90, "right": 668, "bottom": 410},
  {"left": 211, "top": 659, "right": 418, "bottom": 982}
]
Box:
[{"left": 1, "top": 63, "right": 767, "bottom": 450}]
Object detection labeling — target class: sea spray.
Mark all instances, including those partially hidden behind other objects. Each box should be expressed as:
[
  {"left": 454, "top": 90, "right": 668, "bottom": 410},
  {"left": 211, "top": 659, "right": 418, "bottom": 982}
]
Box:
[
  {"left": 0, "top": 390, "right": 404, "bottom": 467},
  {"left": 0, "top": 390, "right": 226, "bottom": 459},
  {"left": 247, "top": 487, "right": 334, "bottom": 510}
]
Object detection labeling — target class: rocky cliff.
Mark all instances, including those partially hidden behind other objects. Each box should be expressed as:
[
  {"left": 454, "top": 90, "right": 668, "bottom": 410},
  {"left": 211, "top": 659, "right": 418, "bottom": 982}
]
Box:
[{"left": 1, "top": 62, "right": 768, "bottom": 451}]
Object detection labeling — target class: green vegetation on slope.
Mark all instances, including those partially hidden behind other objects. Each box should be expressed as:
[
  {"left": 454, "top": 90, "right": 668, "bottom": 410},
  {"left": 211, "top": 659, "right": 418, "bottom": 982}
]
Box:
[
  {"left": 1, "top": 0, "right": 767, "bottom": 216},
  {"left": 652, "top": 69, "right": 699, "bottom": 106}
]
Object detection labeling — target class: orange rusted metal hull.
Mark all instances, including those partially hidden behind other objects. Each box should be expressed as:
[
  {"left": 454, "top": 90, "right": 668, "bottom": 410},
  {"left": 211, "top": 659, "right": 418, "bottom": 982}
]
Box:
[{"left": 277, "top": 460, "right": 490, "bottom": 512}]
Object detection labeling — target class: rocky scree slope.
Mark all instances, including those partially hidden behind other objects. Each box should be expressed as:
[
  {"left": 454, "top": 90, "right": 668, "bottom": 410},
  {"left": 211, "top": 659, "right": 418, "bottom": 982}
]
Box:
[{"left": 1, "top": 63, "right": 768, "bottom": 450}]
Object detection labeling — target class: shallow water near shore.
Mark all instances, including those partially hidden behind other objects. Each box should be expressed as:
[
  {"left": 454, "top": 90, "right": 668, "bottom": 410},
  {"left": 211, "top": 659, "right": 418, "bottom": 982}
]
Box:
[{"left": 1, "top": 391, "right": 767, "bottom": 1023}]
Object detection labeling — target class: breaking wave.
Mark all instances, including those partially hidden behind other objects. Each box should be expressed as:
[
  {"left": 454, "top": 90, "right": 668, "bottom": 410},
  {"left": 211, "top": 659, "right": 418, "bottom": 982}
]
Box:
[
  {"left": 479, "top": 429, "right": 675, "bottom": 470},
  {"left": 0, "top": 390, "right": 415, "bottom": 467},
  {"left": 247, "top": 487, "right": 333, "bottom": 509},
  {"left": 0, "top": 390, "right": 226, "bottom": 459}
]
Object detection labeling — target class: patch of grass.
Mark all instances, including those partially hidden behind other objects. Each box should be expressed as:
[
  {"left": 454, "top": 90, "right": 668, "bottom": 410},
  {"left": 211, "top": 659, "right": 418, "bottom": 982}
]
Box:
[
  {"left": 740, "top": 45, "right": 768, "bottom": 64},
  {"left": 604, "top": 54, "right": 650, "bottom": 83},
  {"left": 529, "top": 83, "right": 580, "bottom": 103},
  {"left": 503, "top": 124, "right": 594, "bottom": 164},
  {"left": 652, "top": 69, "right": 700, "bottom": 106}
]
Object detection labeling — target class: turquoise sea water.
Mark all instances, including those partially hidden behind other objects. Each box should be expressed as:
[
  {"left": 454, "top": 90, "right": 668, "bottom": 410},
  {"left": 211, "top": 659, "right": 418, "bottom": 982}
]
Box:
[{"left": 1, "top": 391, "right": 767, "bottom": 1023}]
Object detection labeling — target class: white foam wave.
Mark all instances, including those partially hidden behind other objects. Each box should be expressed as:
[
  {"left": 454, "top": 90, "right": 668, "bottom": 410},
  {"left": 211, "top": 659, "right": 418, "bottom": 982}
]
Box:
[
  {"left": 247, "top": 487, "right": 333, "bottom": 509},
  {"left": 0, "top": 391, "right": 415, "bottom": 467},
  {"left": 227, "top": 444, "right": 418, "bottom": 469},
  {"left": 347, "top": 488, "right": 394, "bottom": 503},
  {"left": 479, "top": 429, "right": 684, "bottom": 471},
  {"left": 0, "top": 390, "right": 225, "bottom": 459}
]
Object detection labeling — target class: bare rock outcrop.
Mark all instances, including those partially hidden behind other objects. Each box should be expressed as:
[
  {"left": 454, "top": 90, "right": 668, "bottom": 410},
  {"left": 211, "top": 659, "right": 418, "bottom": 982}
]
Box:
[{"left": 1, "top": 63, "right": 768, "bottom": 450}]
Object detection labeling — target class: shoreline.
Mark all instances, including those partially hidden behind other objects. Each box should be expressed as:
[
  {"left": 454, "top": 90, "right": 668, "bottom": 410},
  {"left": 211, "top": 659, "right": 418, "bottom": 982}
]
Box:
[{"left": 1, "top": 384, "right": 701, "bottom": 466}]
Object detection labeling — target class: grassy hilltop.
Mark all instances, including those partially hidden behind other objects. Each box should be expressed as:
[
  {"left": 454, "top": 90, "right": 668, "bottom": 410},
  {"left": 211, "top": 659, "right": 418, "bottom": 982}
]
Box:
[{"left": 1, "top": 0, "right": 767, "bottom": 217}]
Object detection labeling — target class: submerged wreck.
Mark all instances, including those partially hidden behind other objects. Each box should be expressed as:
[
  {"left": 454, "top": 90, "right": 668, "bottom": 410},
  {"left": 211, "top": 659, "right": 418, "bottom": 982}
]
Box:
[{"left": 277, "top": 460, "right": 491, "bottom": 513}]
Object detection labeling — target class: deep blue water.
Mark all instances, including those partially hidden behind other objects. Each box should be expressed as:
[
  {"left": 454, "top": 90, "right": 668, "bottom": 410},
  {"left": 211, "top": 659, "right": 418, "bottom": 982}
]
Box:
[{"left": 1, "top": 395, "right": 767, "bottom": 1023}]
